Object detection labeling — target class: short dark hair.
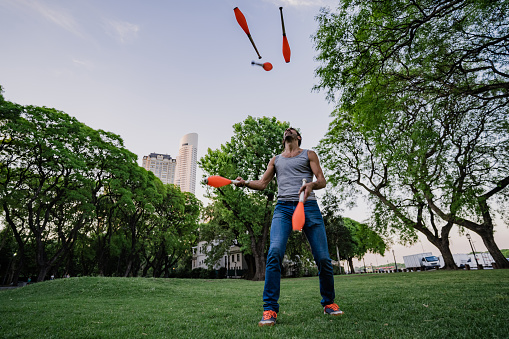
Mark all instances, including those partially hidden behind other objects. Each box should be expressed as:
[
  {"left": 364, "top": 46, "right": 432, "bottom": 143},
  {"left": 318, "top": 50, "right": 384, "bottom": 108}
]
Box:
[{"left": 282, "top": 128, "right": 301, "bottom": 147}]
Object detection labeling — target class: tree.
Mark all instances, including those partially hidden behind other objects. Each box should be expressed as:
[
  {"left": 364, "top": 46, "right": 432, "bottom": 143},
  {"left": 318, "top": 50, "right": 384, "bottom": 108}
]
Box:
[
  {"left": 142, "top": 184, "right": 201, "bottom": 278},
  {"left": 1, "top": 105, "right": 100, "bottom": 281},
  {"left": 322, "top": 192, "right": 386, "bottom": 273},
  {"left": 314, "top": 0, "right": 509, "bottom": 269},
  {"left": 113, "top": 166, "right": 163, "bottom": 277},
  {"left": 199, "top": 116, "right": 289, "bottom": 281},
  {"left": 0, "top": 88, "right": 205, "bottom": 280},
  {"left": 314, "top": 0, "right": 509, "bottom": 105},
  {"left": 0, "top": 99, "right": 141, "bottom": 281}
]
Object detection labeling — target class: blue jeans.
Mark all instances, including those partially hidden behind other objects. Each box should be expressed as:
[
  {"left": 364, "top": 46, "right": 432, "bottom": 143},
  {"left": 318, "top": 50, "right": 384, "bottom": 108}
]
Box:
[{"left": 263, "top": 200, "right": 335, "bottom": 313}]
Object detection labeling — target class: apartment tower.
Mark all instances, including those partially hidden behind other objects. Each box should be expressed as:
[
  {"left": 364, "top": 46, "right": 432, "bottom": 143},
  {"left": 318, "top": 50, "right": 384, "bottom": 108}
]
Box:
[
  {"left": 174, "top": 133, "right": 198, "bottom": 194},
  {"left": 141, "top": 153, "right": 177, "bottom": 185}
]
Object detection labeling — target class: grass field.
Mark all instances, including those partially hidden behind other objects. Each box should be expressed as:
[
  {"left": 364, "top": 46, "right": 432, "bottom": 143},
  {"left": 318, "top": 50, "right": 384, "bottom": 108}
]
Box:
[{"left": 1, "top": 270, "right": 508, "bottom": 338}]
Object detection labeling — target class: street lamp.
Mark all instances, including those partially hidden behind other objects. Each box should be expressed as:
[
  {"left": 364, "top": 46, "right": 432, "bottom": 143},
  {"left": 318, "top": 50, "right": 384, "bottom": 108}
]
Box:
[{"left": 466, "top": 234, "right": 480, "bottom": 268}]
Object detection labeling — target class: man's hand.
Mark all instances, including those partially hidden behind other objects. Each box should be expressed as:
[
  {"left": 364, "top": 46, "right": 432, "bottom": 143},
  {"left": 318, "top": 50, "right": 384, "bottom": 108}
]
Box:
[
  {"left": 234, "top": 177, "right": 248, "bottom": 188},
  {"left": 298, "top": 182, "right": 314, "bottom": 201}
]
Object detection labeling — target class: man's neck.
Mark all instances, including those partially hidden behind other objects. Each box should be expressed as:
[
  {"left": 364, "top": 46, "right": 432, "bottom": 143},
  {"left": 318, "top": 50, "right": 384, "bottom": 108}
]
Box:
[{"left": 284, "top": 141, "right": 301, "bottom": 154}]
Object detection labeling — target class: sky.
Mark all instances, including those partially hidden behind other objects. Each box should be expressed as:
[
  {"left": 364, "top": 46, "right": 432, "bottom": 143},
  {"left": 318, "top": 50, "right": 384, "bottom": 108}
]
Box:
[{"left": 1, "top": 0, "right": 507, "bottom": 266}]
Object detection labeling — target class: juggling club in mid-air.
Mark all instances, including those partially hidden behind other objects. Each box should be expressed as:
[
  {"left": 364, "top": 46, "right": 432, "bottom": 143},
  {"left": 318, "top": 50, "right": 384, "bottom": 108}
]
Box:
[
  {"left": 279, "top": 7, "right": 291, "bottom": 63},
  {"left": 251, "top": 61, "right": 273, "bottom": 71},
  {"left": 234, "top": 7, "right": 262, "bottom": 59}
]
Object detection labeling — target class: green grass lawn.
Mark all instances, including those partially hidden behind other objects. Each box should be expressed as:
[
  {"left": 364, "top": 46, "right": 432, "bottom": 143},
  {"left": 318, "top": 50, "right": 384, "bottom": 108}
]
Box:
[{"left": 1, "top": 270, "right": 508, "bottom": 338}]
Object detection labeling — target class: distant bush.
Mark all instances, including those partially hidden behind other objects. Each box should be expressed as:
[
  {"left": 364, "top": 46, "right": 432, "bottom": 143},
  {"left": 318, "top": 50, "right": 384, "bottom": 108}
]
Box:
[
  {"left": 305, "top": 266, "right": 318, "bottom": 277},
  {"left": 217, "top": 267, "right": 227, "bottom": 279},
  {"left": 333, "top": 265, "right": 343, "bottom": 275}
]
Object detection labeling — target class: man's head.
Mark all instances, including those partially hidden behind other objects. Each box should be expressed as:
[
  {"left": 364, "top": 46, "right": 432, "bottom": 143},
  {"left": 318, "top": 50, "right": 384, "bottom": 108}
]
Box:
[{"left": 282, "top": 127, "right": 301, "bottom": 147}]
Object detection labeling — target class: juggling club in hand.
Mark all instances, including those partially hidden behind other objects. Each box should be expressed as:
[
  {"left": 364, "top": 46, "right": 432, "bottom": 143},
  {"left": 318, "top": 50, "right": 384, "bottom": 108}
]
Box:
[
  {"left": 203, "top": 175, "right": 250, "bottom": 188},
  {"left": 292, "top": 179, "right": 307, "bottom": 232}
]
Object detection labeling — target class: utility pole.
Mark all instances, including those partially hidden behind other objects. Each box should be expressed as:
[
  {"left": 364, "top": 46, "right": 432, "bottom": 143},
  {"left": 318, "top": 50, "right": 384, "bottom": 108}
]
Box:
[
  {"left": 392, "top": 250, "right": 398, "bottom": 272},
  {"left": 336, "top": 245, "right": 341, "bottom": 274}
]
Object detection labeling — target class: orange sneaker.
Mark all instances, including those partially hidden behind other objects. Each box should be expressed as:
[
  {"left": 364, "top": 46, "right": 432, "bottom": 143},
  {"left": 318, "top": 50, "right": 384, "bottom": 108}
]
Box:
[
  {"left": 258, "top": 310, "right": 277, "bottom": 326},
  {"left": 324, "top": 303, "right": 344, "bottom": 316}
]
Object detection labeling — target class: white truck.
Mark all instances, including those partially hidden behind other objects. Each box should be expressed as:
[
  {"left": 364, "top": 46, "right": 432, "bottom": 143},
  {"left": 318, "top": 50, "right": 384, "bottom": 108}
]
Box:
[
  {"left": 466, "top": 253, "right": 495, "bottom": 269},
  {"left": 403, "top": 252, "right": 440, "bottom": 271},
  {"left": 439, "top": 253, "right": 470, "bottom": 269}
]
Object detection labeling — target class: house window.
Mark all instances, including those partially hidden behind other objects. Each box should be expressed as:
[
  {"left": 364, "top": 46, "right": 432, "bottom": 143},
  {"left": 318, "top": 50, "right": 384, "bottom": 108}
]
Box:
[
  {"left": 232, "top": 255, "right": 235, "bottom": 262},
  {"left": 237, "top": 254, "right": 240, "bottom": 262}
]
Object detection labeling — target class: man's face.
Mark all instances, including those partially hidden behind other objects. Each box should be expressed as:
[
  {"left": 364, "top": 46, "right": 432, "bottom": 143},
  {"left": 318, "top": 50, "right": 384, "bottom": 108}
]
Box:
[
  {"left": 283, "top": 128, "right": 300, "bottom": 144},
  {"left": 284, "top": 128, "right": 297, "bottom": 138}
]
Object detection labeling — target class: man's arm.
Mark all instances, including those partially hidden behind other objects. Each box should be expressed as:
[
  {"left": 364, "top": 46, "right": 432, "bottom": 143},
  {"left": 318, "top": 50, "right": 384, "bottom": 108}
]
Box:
[
  {"left": 299, "top": 150, "right": 326, "bottom": 200},
  {"left": 235, "top": 156, "right": 276, "bottom": 190}
]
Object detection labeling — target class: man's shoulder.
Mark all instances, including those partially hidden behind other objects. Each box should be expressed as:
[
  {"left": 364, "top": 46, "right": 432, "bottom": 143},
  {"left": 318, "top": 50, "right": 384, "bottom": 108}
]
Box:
[
  {"left": 307, "top": 149, "right": 319, "bottom": 160},
  {"left": 269, "top": 155, "right": 278, "bottom": 165}
]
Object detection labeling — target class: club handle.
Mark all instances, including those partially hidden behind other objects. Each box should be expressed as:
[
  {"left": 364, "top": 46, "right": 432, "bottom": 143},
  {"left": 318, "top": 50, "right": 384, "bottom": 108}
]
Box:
[
  {"left": 232, "top": 179, "right": 250, "bottom": 185},
  {"left": 279, "top": 7, "right": 286, "bottom": 36},
  {"left": 299, "top": 179, "right": 307, "bottom": 202},
  {"left": 298, "top": 191, "right": 305, "bottom": 202},
  {"left": 247, "top": 35, "right": 262, "bottom": 59}
]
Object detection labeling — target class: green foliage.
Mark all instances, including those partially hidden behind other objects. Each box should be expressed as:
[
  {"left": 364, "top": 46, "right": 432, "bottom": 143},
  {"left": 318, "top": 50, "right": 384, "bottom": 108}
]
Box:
[
  {"left": 0, "top": 91, "right": 203, "bottom": 282},
  {"left": 0, "top": 103, "right": 138, "bottom": 280},
  {"left": 314, "top": 0, "right": 509, "bottom": 268},
  {"left": 314, "top": 0, "right": 509, "bottom": 108},
  {"left": 142, "top": 185, "right": 202, "bottom": 278},
  {"left": 321, "top": 191, "right": 386, "bottom": 268},
  {"left": 199, "top": 116, "right": 290, "bottom": 280}
]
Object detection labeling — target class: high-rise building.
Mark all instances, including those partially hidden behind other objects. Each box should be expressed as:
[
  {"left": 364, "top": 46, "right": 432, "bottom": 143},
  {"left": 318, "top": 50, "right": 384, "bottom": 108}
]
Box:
[
  {"left": 141, "top": 153, "right": 177, "bottom": 185},
  {"left": 174, "top": 133, "right": 198, "bottom": 194}
]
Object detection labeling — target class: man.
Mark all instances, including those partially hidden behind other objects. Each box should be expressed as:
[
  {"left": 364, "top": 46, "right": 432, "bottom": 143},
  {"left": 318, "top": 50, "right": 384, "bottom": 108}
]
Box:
[{"left": 235, "top": 127, "right": 343, "bottom": 327}]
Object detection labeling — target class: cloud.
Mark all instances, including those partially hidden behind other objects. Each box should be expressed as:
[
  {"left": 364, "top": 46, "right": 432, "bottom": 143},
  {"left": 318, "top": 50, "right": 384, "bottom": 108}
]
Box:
[
  {"left": 5, "top": 0, "right": 83, "bottom": 37},
  {"left": 72, "top": 59, "right": 94, "bottom": 70},
  {"left": 104, "top": 19, "right": 140, "bottom": 44}
]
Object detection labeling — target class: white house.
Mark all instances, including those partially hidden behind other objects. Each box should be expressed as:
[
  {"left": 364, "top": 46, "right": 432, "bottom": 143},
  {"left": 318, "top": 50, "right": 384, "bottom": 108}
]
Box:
[{"left": 192, "top": 241, "right": 248, "bottom": 277}]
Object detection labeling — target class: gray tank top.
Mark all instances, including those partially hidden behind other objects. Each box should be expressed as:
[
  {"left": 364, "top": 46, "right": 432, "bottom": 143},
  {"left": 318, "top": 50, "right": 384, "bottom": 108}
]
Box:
[{"left": 274, "top": 149, "right": 316, "bottom": 201}]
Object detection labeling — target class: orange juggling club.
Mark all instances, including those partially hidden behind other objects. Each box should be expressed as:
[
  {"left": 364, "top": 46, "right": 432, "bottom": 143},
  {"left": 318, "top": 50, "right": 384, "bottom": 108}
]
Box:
[
  {"left": 251, "top": 61, "right": 273, "bottom": 71},
  {"left": 279, "top": 7, "right": 291, "bottom": 63},
  {"left": 292, "top": 179, "right": 307, "bottom": 232},
  {"left": 234, "top": 7, "right": 262, "bottom": 59},
  {"left": 203, "top": 175, "right": 250, "bottom": 188}
]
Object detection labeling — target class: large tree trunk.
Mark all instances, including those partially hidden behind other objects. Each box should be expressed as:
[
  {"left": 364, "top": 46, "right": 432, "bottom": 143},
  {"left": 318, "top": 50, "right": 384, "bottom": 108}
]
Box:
[
  {"left": 251, "top": 243, "right": 266, "bottom": 281},
  {"left": 426, "top": 234, "right": 457, "bottom": 269},
  {"left": 419, "top": 219, "right": 457, "bottom": 270},
  {"left": 97, "top": 221, "right": 114, "bottom": 276},
  {"left": 347, "top": 257, "right": 355, "bottom": 274},
  {"left": 3, "top": 204, "right": 26, "bottom": 284},
  {"left": 250, "top": 224, "right": 270, "bottom": 281},
  {"left": 37, "top": 265, "right": 50, "bottom": 282},
  {"left": 243, "top": 254, "right": 256, "bottom": 279},
  {"left": 425, "top": 179, "right": 509, "bottom": 269},
  {"left": 475, "top": 194, "right": 509, "bottom": 269},
  {"left": 477, "top": 228, "right": 509, "bottom": 269},
  {"left": 124, "top": 218, "right": 138, "bottom": 277},
  {"left": 124, "top": 259, "right": 133, "bottom": 277}
]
